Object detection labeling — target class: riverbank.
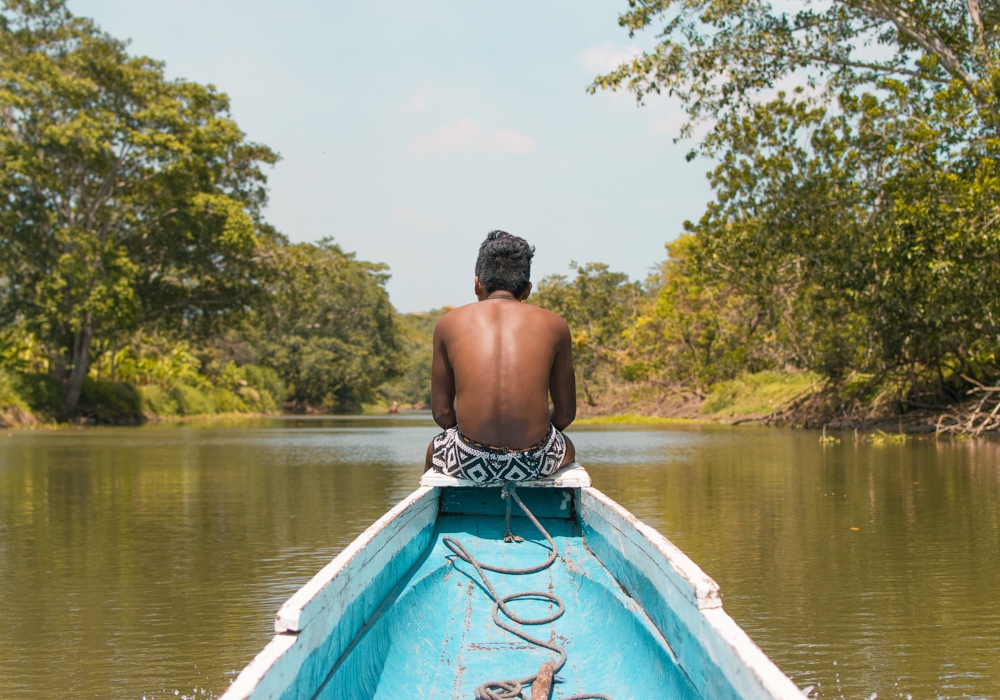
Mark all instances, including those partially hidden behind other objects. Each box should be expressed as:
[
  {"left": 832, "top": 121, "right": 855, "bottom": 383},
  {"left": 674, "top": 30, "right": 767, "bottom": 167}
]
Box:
[
  {"left": 3, "top": 368, "right": 991, "bottom": 435},
  {"left": 573, "top": 370, "right": 993, "bottom": 434},
  {"left": 0, "top": 369, "right": 283, "bottom": 429}
]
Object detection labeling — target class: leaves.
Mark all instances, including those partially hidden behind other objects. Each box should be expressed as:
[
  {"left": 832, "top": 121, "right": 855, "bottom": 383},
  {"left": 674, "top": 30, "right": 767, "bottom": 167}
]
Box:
[
  {"left": 0, "top": 0, "right": 278, "bottom": 408},
  {"left": 587, "top": 0, "right": 1000, "bottom": 411},
  {"left": 246, "top": 240, "right": 405, "bottom": 412}
]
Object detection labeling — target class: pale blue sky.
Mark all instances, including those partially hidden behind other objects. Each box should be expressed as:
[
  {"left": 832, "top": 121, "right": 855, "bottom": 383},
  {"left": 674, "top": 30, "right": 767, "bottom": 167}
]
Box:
[{"left": 71, "top": 0, "right": 714, "bottom": 312}]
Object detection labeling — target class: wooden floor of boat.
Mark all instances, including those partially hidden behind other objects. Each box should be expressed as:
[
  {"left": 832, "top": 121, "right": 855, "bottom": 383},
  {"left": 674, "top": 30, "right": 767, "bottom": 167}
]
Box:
[{"left": 313, "top": 513, "right": 700, "bottom": 699}]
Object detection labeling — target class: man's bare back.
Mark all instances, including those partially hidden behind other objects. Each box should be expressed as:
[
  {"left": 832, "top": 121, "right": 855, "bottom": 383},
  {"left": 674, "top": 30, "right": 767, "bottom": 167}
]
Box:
[{"left": 424, "top": 232, "right": 576, "bottom": 474}]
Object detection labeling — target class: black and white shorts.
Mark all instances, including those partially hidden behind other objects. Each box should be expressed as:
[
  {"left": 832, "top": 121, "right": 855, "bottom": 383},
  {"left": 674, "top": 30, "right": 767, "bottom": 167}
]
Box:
[{"left": 430, "top": 424, "right": 567, "bottom": 483}]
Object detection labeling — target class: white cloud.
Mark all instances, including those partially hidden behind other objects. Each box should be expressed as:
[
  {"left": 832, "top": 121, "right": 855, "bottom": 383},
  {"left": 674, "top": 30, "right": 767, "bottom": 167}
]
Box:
[
  {"left": 579, "top": 41, "right": 642, "bottom": 73},
  {"left": 390, "top": 207, "right": 446, "bottom": 232},
  {"left": 403, "top": 91, "right": 430, "bottom": 115},
  {"left": 409, "top": 117, "right": 536, "bottom": 158}
]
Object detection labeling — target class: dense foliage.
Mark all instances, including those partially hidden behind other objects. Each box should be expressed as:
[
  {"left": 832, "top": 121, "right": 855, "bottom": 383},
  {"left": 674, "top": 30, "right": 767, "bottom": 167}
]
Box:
[
  {"left": 247, "top": 241, "right": 404, "bottom": 412},
  {"left": 378, "top": 307, "right": 451, "bottom": 409},
  {"left": 530, "top": 263, "right": 643, "bottom": 405},
  {"left": 582, "top": 0, "right": 1000, "bottom": 414},
  {"left": 0, "top": 1, "right": 404, "bottom": 422}
]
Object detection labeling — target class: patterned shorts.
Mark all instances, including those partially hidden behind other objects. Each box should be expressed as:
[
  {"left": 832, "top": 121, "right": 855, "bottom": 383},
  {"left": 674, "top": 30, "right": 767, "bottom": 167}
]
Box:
[{"left": 431, "top": 424, "right": 567, "bottom": 483}]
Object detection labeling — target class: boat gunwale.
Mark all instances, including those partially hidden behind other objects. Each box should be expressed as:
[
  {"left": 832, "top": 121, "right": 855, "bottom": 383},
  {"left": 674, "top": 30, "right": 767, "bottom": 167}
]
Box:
[
  {"left": 274, "top": 485, "right": 437, "bottom": 633},
  {"left": 577, "top": 486, "right": 805, "bottom": 700},
  {"left": 221, "top": 486, "right": 439, "bottom": 700},
  {"left": 221, "top": 473, "right": 805, "bottom": 700}
]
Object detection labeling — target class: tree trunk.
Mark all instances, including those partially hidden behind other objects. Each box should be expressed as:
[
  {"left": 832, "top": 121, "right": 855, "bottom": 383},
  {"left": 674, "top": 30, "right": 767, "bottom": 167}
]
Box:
[{"left": 65, "top": 320, "right": 93, "bottom": 411}]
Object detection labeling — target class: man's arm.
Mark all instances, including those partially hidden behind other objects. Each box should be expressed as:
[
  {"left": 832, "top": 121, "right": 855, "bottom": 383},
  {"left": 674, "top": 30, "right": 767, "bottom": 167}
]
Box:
[
  {"left": 430, "top": 321, "right": 457, "bottom": 429},
  {"left": 548, "top": 319, "right": 576, "bottom": 431}
]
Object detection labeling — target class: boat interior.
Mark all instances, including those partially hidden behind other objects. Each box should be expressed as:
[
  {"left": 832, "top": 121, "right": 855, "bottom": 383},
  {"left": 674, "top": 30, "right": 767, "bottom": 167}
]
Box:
[
  {"left": 223, "top": 467, "right": 802, "bottom": 700},
  {"left": 312, "top": 486, "right": 699, "bottom": 699}
]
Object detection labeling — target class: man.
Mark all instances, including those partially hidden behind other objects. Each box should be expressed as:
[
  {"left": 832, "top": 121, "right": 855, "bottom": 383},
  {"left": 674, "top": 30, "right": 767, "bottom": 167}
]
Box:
[{"left": 424, "top": 230, "right": 576, "bottom": 482}]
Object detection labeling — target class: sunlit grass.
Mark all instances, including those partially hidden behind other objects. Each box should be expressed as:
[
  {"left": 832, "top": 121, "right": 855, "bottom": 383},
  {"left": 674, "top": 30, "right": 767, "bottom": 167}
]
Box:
[
  {"left": 573, "top": 414, "right": 712, "bottom": 426},
  {"left": 700, "top": 370, "right": 822, "bottom": 418}
]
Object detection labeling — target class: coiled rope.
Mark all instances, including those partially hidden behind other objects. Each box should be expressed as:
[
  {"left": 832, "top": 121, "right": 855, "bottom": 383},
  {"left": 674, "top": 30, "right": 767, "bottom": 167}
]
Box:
[{"left": 441, "top": 483, "right": 612, "bottom": 700}]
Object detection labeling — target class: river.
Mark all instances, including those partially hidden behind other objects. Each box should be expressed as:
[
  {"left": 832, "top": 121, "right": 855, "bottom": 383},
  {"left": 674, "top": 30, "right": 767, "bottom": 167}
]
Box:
[{"left": 0, "top": 416, "right": 997, "bottom": 699}]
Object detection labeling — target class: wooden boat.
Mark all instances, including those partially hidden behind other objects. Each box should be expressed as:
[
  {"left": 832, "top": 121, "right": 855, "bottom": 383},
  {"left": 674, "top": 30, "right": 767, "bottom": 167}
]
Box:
[{"left": 221, "top": 465, "right": 804, "bottom": 699}]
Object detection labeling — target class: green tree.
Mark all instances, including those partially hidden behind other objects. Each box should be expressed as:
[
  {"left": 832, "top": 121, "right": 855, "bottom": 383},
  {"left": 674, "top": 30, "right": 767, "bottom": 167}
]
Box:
[
  {"left": 531, "top": 263, "right": 644, "bottom": 404},
  {"left": 625, "top": 235, "right": 777, "bottom": 394},
  {"left": 593, "top": 0, "right": 1000, "bottom": 405},
  {"left": 379, "top": 307, "right": 451, "bottom": 408},
  {"left": 0, "top": 0, "right": 277, "bottom": 411},
  {"left": 249, "top": 240, "right": 405, "bottom": 412}
]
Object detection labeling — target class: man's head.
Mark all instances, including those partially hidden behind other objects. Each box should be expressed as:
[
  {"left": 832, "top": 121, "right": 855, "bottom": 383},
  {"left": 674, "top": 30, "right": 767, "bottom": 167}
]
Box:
[{"left": 474, "top": 230, "right": 535, "bottom": 299}]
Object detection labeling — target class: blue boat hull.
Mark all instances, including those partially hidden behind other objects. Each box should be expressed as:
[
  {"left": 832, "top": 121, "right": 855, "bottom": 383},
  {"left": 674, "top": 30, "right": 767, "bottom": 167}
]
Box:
[
  {"left": 222, "top": 476, "right": 804, "bottom": 700},
  {"left": 318, "top": 502, "right": 698, "bottom": 698}
]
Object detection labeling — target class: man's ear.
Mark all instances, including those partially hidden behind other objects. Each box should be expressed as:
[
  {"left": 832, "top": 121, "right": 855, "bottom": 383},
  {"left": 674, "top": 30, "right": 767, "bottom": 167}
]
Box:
[
  {"left": 474, "top": 276, "right": 486, "bottom": 300},
  {"left": 518, "top": 283, "right": 533, "bottom": 301}
]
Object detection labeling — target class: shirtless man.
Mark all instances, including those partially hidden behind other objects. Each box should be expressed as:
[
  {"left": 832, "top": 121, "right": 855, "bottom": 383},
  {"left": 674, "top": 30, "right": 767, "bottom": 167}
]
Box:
[{"left": 424, "top": 231, "right": 576, "bottom": 482}]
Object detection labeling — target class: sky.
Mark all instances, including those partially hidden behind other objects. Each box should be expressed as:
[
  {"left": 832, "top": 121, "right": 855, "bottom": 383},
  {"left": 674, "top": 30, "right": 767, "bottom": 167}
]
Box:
[{"left": 71, "top": 0, "right": 715, "bottom": 312}]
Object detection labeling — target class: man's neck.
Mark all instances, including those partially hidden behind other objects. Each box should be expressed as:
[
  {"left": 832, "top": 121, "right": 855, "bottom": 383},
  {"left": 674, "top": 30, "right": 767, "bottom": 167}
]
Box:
[{"left": 484, "top": 291, "right": 518, "bottom": 301}]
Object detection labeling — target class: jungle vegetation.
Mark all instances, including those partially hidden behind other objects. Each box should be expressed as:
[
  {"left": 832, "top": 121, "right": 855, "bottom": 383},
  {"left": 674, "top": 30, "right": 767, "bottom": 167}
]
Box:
[
  {"left": 0, "top": 1, "right": 404, "bottom": 424},
  {"left": 539, "top": 0, "right": 1000, "bottom": 425},
  {"left": 4, "top": 0, "right": 1000, "bottom": 429}
]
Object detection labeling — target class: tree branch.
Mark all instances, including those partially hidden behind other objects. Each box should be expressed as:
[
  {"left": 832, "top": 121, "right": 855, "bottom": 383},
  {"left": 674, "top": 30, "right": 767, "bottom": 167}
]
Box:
[
  {"left": 759, "top": 49, "right": 942, "bottom": 81},
  {"left": 966, "top": 0, "right": 985, "bottom": 48},
  {"left": 861, "top": 0, "right": 985, "bottom": 105}
]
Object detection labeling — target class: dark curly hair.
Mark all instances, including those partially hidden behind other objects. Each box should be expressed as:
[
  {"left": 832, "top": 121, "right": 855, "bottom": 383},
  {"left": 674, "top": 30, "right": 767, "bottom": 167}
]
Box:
[{"left": 475, "top": 230, "right": 535, "bottom": 296}]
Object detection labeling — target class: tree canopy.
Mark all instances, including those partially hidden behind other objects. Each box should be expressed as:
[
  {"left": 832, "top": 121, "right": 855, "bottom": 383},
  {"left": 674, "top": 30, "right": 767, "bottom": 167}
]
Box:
[
  {"left": 588, "top": 0, "right": 1000, "bottom": 410},
  {"left": 0, "top": 0, "right": 279, "bottom": 409},
  {"left": 248, "top": 240, "right": 404, "bottom": 412},
  {"left": 0, "top": 1, "right": 406, "bottom": 422}
]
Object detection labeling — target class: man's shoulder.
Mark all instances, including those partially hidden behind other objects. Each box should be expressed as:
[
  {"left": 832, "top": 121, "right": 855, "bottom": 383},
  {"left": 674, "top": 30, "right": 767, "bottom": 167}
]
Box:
[
  {"left": 521, "top": 302, "right": 571, "bottom": 331},
  {"left": 432, "top": 303, "right": 472, "bottom": 335},
  {"left": 434, "top": 300, "right": 569, "bottom": 333}
]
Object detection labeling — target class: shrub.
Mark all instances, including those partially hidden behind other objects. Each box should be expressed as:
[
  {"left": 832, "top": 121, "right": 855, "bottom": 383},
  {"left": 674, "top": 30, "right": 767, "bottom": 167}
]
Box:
[
  {"left": 241, "top": 365, "right": 285, "bottom": 406},
  {"left": 0, "top": 370, "right": 34, "bottom": 427},
  {"left": 139, "top": 385, "right": 178, "bottom": 416},
  {"left": 169, "top": 384, "right": 218, "bottom": 416},
  {"left": 78, "top": 379, "right": 144, "bottom": 423},
  {"left": 12, "top": 372, "right": 62, "bottom": 417},
  {"left": 212, "top": 387, "right": 247, "bottom": 413}
]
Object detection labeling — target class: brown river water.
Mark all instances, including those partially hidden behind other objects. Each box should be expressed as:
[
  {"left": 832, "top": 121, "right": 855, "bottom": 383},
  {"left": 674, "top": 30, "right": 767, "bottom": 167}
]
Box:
[{"left": 0, "top": 416, "right": 998, "bottom": 699}]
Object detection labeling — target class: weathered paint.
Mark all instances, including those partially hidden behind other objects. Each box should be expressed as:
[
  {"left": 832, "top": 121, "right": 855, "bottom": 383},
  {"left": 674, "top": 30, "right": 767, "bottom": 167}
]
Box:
[
  {"left": 222, "top": 469, "right": 804, "bottom": 700},
  {"left": 576, "top": 487, "right": 805, "bottom": 700}
]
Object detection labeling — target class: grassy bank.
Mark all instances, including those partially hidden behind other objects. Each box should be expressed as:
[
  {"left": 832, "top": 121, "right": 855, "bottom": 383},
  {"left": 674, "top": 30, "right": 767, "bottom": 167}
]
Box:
[
  {"left": 572, "top": 369, "right": 986, "bottom": 433},
  {"left": 574, "top": 415, "right": 712, "bottom": 426},
  {"left": 699, "top": 371, "right": 822, "bottom": 419},
  {"left": 0, "top": 367, "right": 284, "bottom": 429}
]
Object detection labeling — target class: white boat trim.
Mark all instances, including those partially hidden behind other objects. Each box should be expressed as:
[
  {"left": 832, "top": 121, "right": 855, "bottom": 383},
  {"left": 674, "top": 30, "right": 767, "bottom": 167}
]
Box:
[
  {"left": 221, "top": 468, "right": 804, "bottom": 700},
  {"left": 576, "top": 487, "right": 804, "bottom": 699},
  {"left": 419, "top": 461, "right": 592, "bottom": 488},
  {"left": 222, "top": 486, "right": 439, "bottom": 700},
  {"left": 274, "top": 485, "right": 438, "bottom": 633}
]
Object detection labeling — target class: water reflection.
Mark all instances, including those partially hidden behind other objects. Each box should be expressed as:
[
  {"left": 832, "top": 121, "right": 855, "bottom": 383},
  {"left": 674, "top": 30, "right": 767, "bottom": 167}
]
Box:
[
  {"left": 581, "top": 426, "right": 1000, "bottom": 700},
  {"left": 0, "top": 417, "right": 436, "bottom": 699},
  {"left": 0, "top": 418, "right": 997, "bottom": 699}
]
